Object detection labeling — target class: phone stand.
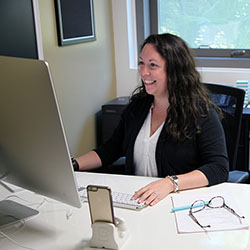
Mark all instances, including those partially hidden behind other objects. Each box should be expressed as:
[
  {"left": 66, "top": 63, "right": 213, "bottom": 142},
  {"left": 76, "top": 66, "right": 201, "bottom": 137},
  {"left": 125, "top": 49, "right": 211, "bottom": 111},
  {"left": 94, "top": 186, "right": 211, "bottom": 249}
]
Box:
[{"left": 90, "top": 217, "right": 129, "bottom": 249}]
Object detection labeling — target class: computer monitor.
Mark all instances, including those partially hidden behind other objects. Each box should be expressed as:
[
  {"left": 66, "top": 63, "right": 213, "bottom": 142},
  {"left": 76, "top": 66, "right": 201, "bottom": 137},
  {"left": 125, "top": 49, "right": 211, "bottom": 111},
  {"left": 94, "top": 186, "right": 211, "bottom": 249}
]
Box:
[{"left": 0, "top": 56, "right": 81, "bottom": 227}]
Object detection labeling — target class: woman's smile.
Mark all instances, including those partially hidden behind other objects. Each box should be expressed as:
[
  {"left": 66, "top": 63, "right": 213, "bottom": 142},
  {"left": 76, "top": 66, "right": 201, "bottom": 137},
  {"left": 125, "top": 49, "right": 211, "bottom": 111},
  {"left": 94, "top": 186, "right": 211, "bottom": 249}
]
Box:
[{"left": 144, "top": 79, "right": 156, "bottom": 85}]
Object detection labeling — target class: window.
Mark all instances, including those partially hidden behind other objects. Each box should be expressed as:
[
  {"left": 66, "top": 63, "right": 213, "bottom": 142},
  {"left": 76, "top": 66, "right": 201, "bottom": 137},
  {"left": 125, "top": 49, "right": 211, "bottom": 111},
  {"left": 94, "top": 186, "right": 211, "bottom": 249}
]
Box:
[{"left": 136, "top": 0, "right": 250, "bottom": 68}]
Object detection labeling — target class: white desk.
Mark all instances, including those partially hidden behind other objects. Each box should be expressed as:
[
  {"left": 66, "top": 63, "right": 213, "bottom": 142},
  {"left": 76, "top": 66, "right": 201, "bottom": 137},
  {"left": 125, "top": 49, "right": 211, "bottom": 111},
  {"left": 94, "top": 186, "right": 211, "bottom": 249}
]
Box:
[{"left": 1, "top": 172, "right": 250, "bottom": 250}]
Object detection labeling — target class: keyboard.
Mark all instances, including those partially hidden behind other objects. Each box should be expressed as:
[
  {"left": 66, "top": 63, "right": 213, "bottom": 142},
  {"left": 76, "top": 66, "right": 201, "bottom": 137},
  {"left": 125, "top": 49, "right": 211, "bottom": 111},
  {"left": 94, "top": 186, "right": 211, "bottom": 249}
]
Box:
[{"left": 78, "top": 187, "right": 146, "bottom": 210}]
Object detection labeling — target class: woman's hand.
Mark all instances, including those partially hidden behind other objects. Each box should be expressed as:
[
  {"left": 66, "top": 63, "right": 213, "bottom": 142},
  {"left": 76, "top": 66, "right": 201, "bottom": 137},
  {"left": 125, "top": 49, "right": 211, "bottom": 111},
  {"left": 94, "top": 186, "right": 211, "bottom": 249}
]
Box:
[
  {"left": 131, "top": 171, "right": 209, "bottom": 206},
  {"left": 131, "top": 177, "right": 174, "bottom": 206}
]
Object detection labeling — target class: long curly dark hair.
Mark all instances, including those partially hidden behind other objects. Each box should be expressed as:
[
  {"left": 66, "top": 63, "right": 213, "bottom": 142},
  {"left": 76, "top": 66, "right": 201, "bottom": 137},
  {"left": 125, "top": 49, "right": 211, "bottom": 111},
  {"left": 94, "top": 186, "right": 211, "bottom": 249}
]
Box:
[{"left": 131, "top": 33, "right": 221, "bottom": 141}]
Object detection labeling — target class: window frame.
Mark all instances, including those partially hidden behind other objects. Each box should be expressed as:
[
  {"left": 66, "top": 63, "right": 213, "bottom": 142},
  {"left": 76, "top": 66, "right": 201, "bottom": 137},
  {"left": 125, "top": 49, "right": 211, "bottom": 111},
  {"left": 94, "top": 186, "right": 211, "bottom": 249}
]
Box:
[{"left": 136, "top": 0, "right": 250, "bottom": 68}]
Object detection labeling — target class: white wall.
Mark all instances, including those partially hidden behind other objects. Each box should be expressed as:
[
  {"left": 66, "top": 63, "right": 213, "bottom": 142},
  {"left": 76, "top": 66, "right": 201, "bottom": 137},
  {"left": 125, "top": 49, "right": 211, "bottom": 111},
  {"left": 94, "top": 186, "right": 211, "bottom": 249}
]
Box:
[
  {"left": 112, "top": 0, "right": 250, "bottom": 97},
  {"left": 198, "top": 68, "right": 250, "bottom": 87},
  {"left": 39, "top": 0, "right": 116, "bottom": 156},
  {"left": 111, "top": 0, "right": 139, "bottom": 97}
]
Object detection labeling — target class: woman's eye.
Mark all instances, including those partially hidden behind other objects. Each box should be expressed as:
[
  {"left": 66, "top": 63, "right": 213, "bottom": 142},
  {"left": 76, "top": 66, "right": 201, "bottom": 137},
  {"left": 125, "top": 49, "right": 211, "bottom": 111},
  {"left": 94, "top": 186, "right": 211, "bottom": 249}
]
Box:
[
  {"left": 138, "top": 61, "right": 144, "bottom": 66},
  {"left": 150, "top": 63, "right": 158, "bottom": 67}
]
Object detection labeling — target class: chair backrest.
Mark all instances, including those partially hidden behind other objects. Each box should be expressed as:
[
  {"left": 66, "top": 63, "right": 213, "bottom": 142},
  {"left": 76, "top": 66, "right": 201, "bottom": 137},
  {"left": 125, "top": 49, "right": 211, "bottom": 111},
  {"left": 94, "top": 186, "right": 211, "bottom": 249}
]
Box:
[{"left": 204, "top": 83, "right": 245, "bottom": 171}]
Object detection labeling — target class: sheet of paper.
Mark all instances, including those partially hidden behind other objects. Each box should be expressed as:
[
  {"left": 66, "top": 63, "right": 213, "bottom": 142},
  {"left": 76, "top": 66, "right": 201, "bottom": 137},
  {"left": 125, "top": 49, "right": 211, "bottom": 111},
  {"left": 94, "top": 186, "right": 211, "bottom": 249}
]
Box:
[{"left": 171, "top": 192, "right": 249, "bottom": 233}]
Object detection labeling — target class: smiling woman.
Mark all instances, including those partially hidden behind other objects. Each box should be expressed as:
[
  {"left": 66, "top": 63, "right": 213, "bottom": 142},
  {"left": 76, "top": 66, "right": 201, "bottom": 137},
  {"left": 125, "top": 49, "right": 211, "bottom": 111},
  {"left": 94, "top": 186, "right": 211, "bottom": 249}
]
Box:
[{"left": 74, "top": 33, "right": 229, "bottom": 207}]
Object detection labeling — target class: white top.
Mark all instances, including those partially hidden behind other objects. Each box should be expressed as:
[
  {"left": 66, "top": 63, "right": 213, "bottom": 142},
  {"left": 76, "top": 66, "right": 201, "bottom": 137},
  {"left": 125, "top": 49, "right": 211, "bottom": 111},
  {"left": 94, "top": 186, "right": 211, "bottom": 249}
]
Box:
[{"left": 134, "top": 106, "right": 164, "bottom": 177}]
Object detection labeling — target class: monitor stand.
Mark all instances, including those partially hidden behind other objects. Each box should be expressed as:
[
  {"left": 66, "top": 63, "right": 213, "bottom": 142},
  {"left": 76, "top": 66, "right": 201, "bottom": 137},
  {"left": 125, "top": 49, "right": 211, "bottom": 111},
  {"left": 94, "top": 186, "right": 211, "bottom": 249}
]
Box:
[
  {"left": 0, "top": 179, "right": 39, "bottom": 228},
  {"left": 0, "top": 200, "right": 39, "bottom": 228}
]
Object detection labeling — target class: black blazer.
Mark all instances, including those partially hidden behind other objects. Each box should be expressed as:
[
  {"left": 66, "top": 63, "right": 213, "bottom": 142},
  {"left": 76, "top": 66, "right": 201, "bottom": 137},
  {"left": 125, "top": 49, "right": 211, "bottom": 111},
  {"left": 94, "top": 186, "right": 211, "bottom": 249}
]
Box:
[{"left": 95, "top": 95, "right": 229, "bottom": 185}]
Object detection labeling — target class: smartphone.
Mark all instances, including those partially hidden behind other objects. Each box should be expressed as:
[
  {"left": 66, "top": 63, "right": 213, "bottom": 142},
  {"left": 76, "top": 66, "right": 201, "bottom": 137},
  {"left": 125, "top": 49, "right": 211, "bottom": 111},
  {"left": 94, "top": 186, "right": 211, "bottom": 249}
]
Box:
[{"left": 87, "top": 185, "right": 115, "bottom": 224}]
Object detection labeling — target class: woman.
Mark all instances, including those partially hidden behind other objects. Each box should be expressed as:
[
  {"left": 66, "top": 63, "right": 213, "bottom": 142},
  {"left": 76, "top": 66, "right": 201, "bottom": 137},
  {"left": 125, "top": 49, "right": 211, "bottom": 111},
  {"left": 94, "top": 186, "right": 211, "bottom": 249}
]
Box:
[{"left": 74, "top": 33, "right": 229, "bottom": 206}]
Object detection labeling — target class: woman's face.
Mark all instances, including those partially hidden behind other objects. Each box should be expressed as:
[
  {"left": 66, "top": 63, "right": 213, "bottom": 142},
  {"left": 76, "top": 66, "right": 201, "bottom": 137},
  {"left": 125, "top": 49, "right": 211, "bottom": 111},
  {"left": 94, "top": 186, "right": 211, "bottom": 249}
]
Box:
[{"left": 138, "top": 43, "right": 168, "bottom": 98}]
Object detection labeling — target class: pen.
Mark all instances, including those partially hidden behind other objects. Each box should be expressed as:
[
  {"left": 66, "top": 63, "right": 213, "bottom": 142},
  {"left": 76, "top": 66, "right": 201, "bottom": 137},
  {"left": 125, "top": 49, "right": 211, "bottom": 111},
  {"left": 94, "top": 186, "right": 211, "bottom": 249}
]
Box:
[{"left": 171, "top": 201, "right": 208, "bottom": 213}]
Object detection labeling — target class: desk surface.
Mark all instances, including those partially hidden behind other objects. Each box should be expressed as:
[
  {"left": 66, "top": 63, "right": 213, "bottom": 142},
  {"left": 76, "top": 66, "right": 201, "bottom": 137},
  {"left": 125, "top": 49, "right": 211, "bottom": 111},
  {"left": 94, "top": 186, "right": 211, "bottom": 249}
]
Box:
[{"left": 1, "top": 172, "right": 250, "bottom": 250}]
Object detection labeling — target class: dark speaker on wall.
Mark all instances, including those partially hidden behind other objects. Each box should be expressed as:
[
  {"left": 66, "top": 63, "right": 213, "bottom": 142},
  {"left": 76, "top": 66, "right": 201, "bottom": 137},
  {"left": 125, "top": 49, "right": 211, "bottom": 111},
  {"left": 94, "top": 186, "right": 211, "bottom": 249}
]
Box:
[{"left": 0, "top": 0, "right": 43, "bottom": 59}]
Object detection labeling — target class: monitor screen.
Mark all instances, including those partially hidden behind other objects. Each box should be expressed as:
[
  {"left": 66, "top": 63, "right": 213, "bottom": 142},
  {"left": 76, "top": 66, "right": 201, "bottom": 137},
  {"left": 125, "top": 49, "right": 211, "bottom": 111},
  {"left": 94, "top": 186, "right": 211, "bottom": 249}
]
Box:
[
  {"left": 0, "top": 0, "right": 43, "bottom": 59},
  {"left": 0, "top": 56, "right": 81, "bottom": 227}
]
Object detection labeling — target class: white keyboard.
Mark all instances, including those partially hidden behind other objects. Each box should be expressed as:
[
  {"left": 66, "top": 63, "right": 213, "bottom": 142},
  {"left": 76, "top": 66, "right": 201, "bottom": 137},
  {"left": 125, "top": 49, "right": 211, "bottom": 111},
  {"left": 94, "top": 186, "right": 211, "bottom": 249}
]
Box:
[{"left": 79, "top": 187, "right": 146, "bottom": 210}]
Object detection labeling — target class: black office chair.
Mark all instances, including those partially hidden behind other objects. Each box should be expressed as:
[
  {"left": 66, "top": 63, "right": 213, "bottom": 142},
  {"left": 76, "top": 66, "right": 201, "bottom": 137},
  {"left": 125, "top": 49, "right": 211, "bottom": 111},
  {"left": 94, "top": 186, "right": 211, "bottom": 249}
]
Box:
[{"left": 204, "top": 83, "right": 249, "bottom": 183}]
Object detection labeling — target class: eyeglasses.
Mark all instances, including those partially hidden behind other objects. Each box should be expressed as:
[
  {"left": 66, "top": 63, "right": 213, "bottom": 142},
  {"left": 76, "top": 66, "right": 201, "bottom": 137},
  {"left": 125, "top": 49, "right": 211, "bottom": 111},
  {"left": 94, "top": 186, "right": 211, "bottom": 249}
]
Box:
[{"left": 189, "top": 196, "right": 245, "bottom": 230}]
